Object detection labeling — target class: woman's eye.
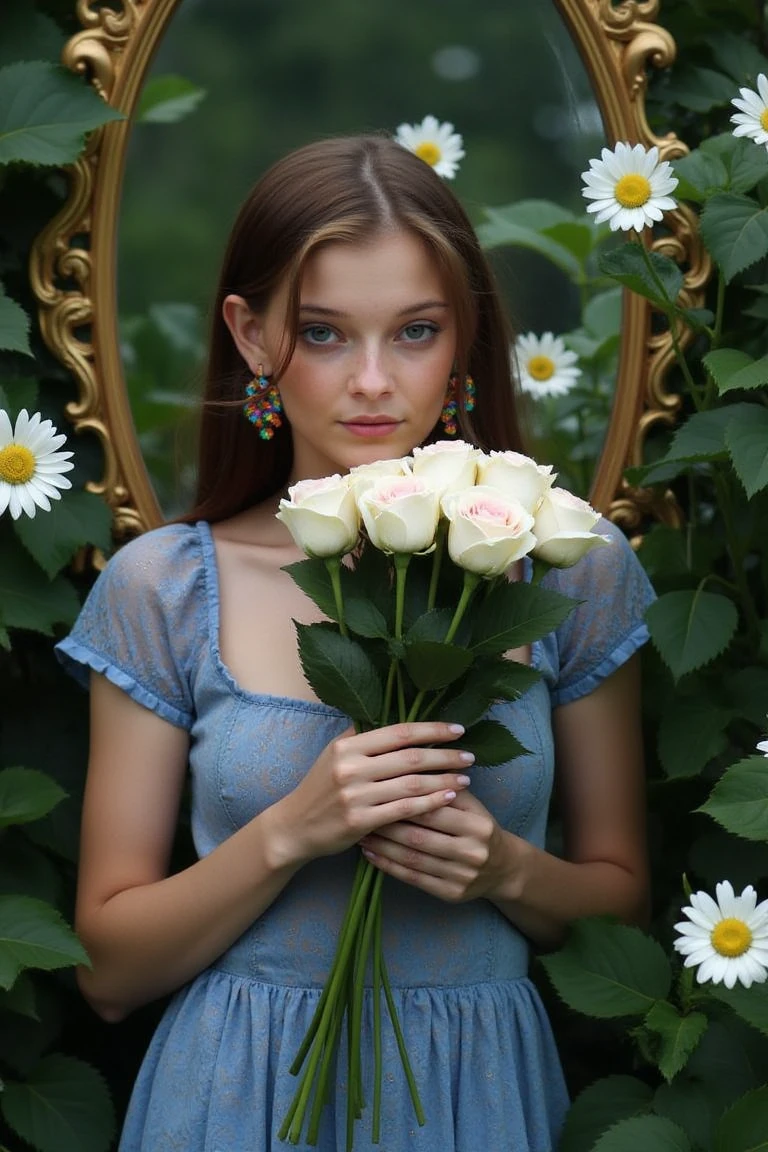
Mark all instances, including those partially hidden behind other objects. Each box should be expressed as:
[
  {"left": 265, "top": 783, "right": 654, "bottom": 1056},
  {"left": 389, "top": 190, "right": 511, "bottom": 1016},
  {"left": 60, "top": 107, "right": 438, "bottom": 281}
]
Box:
[
  {"left": 401, "top": 323, "right": 438, "bottom": 343},
  {"left": 301, "top": 325, "right": 338, "bottom": 345}
]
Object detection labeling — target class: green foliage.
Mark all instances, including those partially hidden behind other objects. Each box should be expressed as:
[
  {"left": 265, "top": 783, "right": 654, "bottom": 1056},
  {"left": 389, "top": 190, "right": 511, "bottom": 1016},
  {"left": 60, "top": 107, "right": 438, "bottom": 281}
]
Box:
[
  {"left": 1, "top": 1055, "right": 114, "bottom": 1152},
  {"left": 0, "top": 292, "right": 32, "bottom": 357},
  {"left": 591, "top": 1115, "right": 692, "bottom": 1151},
  {"left": 646, "top": 590, "right": 739, "bottom": 681},
  {"left": 558, "top": 1076, "right": 654, "bottom": 1152},
  {"left": 0, "top": 60, "right": 123, "bottom": 166},
  {"left": 135, "top": 74, "right": 207, "bottom": 124},
  {"left": 698, "top": 758, "right": 768, "bottom": 841}
]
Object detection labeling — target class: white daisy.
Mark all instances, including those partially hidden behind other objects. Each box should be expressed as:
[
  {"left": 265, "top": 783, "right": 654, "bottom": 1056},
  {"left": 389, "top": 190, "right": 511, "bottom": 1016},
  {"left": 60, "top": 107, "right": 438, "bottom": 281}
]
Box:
[
  {"left": 0, "top": 408, "right": 74, "bottom": 520},
  {"left": 731, "top": 74, "right": 768, "bottom": 148},
  {"left": 394, "top": 115, "right": 465, "bottom": 179},
  {"left": 580, "top": 142, "right": 678, "bottom": 232},
  {"left": 513, "top": 332, "right": 581, "bottom": 398},
  {"left": 758, "top": 736, "right": 768, "bottom": 756},
  {"left": 673, "top": 880, "right": 768, "bottom": 989}
]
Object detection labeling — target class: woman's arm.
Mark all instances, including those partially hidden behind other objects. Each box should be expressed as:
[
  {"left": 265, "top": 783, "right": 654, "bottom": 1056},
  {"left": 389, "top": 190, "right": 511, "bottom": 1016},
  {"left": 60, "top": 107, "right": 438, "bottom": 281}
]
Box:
[
  {"left": 76, "top": 675, "right": 473, "bottom": 1021},
  {"left": 360, "top": 655, "right": 649, "bottom": 949}
]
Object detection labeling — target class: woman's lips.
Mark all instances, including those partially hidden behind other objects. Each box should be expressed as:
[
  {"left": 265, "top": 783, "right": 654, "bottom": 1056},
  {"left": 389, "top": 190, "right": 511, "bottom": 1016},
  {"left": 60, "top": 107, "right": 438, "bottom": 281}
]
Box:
[{"left": 341, "top": 420, "right": 401, "bottom": 438}]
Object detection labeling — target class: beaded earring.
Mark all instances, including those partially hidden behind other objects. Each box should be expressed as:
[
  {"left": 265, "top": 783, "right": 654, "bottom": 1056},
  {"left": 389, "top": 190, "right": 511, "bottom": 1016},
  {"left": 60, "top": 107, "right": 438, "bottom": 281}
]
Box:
[
  {"left": 243, "top": 366, "right": 283, "bottom": 439},
  {"left": 440, "top": 372, "right": 476, "bottom": 435}
]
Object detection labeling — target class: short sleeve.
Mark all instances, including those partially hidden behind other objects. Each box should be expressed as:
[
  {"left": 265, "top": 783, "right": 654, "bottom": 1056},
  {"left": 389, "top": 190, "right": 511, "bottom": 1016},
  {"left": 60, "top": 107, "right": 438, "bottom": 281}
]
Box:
[
  {"left": 542, "top": 519, "right": 656, "bottom": 707},
  {"left": 55, "top": 524, "right": 203, "bottom": 730}
]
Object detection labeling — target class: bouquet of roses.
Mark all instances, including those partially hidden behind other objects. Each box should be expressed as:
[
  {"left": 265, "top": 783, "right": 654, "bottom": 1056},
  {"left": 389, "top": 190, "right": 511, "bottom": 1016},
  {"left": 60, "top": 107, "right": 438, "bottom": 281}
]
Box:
[{"left": 275, "top": 441, "right": 610, "bottom": 1148}]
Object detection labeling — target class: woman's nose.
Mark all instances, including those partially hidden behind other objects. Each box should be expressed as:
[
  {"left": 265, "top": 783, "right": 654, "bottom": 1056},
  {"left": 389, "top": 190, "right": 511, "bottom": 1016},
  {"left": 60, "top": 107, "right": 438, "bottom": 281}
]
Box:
[{"left": 349, "top": 348, "right": 392, "bottom": 396}]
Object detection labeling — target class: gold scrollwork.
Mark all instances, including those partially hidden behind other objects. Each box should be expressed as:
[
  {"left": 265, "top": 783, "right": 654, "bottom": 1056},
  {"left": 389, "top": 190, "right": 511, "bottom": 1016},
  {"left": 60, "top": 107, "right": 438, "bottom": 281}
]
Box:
[{"left": 32, "top": 0, "right": 710, "bottom": 546}]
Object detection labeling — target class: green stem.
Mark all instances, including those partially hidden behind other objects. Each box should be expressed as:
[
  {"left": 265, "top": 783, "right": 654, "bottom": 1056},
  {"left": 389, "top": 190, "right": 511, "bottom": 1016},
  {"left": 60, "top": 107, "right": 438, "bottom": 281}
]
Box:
[
  {"left": 381, "top": 659, "right": 397, "bottom": 727},
  {"left": 348, "top": 870, "right": 385, "bottom": 1145},
  {"left": 426, "top": 523, "right": 446, "bottom": 611},
  {"left": 393, "top": 553, "right": 410, "bottom": 641},
  {"left": 380, "top": 955, "right": 426, "bottom": 1126},
  {"left": 713, "top": 470, "right": 762, "bottom": 648},
  {"left": 638, "top": 245, "right": 703, "bottom": 409},
  {"left": 281, "top": 862, "right": 376, "bottom": 1144},
  {"left": 372, "top": 894, "right": 383, "bottom": 1144},
  {"left": 444, "top": 570, "right": 481, "bottom": 644},
  {"left": 326, "top": 557, "right": 347, "bottom": 638}
]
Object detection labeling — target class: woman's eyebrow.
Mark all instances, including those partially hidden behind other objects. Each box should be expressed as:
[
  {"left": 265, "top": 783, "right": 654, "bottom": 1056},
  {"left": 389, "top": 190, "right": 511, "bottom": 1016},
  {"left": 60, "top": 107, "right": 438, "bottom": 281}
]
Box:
[{"left": 298, "top": 300, "right": 450, "bottom": 317}]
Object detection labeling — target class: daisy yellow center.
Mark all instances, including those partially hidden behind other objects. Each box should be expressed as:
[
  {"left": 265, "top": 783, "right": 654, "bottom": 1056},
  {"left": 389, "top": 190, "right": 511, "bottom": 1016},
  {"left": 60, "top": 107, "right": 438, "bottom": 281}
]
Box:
[
  {"left": 415, "top": 142, "right": 442, "bottom": 167},
  {"left": 614, "top": 173, "right": 651, "bottom": 209},
  {"left": 761, "top": 109, "right": 768, "bottom": 131},
  {"left": 527, "top": 355, "right": 556, "bottom": 381},
  {"left": 0, "top": 444, "right": 35, "bottom": 485},
  {"left": 711, "top": 917, "right": 752, "bottom": 958}
]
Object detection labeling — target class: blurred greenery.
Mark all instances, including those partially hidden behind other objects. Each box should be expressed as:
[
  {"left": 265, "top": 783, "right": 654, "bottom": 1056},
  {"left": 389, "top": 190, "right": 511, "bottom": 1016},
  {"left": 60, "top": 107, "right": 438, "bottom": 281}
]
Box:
[{"left": 117, "top": 0, "right": 606, "bottom": 513}]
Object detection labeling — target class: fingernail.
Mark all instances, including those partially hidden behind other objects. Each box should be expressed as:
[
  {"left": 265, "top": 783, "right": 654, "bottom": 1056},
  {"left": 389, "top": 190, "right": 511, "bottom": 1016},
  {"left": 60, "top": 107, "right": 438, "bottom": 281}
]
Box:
[
  {"left": 459, "top": 752, "right": 475, "bottom": 764},
  {"left": 444, "top": 790, "right": 457, "bottom": 800},
  {"left": 448, "top": 724, "right": 465, "bottom": 734},
  {"left": 456, "top": 775, "right": 471, "bottom": 786}
]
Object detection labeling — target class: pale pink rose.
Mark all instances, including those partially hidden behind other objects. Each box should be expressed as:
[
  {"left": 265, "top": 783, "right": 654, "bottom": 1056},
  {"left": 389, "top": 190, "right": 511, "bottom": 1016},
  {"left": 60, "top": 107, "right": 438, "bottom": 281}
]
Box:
[
  {"left": 476, "top": 450, "right": 555, "bottom": 513},
  {"left": 409, "top": 440, "right": 479, "bottom": 497},
  {"left": 442, "top": 485, "right": 536, "bottom": 576},
  {"left": 532, "top": 487, "right": 611, "bottom": 567},
  {"left": 358, "top": 475, "right": 440, "bottom": 553},
  {"left": 276, "top": 473, "right": 360, "bottom": 557}
]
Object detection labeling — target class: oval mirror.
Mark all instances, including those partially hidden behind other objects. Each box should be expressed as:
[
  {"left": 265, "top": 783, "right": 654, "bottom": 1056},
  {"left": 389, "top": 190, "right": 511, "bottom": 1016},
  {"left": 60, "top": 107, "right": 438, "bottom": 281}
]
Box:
[{"left": 33, "top": 0, "right": 708, "bottom": 542}]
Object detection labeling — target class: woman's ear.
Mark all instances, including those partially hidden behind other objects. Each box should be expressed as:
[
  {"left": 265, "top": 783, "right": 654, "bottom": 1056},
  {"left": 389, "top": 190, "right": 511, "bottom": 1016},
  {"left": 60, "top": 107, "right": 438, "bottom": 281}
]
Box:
[{"left": 221, "top": 294, "right": 274, "bottom": 376}]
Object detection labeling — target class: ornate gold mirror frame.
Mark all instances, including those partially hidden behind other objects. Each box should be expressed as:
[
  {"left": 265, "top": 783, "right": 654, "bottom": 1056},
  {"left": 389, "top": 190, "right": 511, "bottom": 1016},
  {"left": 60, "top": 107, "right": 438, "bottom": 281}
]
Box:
[{"left": 31, "top": 0, "right": 709, "bottom": 543}]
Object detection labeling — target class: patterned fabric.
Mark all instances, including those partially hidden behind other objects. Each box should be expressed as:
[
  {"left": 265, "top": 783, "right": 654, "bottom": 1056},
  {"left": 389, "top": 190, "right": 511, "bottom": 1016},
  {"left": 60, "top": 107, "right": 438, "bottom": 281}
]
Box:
[{"left": 56, "top": 520, "right": 656, "bottom": 1151}]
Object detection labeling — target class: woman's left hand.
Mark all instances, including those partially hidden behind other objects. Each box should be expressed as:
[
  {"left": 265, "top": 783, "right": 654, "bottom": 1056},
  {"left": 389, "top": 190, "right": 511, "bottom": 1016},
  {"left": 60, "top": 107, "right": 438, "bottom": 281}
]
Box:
[{"left": 359, "top": 789, "right": 516, "bottom": 903}]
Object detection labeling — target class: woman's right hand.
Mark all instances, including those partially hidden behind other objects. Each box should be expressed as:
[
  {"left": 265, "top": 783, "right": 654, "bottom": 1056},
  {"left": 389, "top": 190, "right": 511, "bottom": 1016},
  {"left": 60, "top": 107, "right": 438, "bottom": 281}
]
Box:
[{"left": 266, "top": 722, "right": 474, "bottom": 866}]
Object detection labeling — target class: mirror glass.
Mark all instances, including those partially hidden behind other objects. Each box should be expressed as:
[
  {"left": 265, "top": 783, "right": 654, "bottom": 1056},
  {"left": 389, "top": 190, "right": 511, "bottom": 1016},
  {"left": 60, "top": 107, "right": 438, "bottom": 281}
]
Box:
[{"left": 117, "top": 0, "right": 606, "bottom": 517}]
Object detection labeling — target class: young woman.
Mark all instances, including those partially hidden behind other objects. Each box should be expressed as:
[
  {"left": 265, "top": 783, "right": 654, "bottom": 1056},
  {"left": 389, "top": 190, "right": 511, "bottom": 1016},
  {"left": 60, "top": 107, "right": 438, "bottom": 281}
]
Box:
[{"left": 57, "top": 135, "right": 653, "bottom": 1151}]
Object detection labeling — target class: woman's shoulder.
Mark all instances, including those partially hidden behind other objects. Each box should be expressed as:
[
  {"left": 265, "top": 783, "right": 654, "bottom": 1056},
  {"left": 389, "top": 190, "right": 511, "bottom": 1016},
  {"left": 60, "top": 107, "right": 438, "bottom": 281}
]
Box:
[{"left": 99, "top": 521, "right": 207, "bottom": 594}]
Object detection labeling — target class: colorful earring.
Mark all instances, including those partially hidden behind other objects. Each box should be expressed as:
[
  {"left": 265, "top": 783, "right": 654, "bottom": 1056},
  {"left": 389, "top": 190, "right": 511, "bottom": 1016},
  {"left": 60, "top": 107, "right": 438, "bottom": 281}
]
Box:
[
  {"left": 440, "top": 373, "right": 475, "bottom": 435},
  {"left": 243, "top": 366, "right": 283, "bottom": 439}
]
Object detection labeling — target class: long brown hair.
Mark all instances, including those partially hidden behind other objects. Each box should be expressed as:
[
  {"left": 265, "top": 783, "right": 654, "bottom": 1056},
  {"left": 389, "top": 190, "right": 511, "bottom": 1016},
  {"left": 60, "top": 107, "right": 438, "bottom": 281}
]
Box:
[{"left": 183, "top": 135, "right": 525, "bottom": 524}]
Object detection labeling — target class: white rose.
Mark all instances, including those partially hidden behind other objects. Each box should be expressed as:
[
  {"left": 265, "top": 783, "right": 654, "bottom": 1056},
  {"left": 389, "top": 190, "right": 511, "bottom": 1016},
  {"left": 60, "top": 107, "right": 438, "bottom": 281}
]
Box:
[
  {"left": 476, "top": 450, "right": 556, "bottom": 513},
  {"left": 276, "top": 474, "right": 360, "bottom": 557},
  {"left": 532, "top": 487, "right": 612, "bottom": 567},
  {"left": 358, "top": 475, "right": 440, "bottom": 554},
  {"left": 441, "top": 486, "right": 536, "bottom": 577},
  {"left": 408, "top": 440, "right": 480, "bottom": 499},
  {"left": 347, "top": 457, "right": 410, "bottom": 498}
]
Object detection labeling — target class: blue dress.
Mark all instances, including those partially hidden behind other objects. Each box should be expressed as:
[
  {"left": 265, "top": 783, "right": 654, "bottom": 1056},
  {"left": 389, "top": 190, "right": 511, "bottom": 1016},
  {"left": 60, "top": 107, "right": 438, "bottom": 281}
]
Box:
[{"left": 56, "top": 519, "right": 655, "bottom": 1152}]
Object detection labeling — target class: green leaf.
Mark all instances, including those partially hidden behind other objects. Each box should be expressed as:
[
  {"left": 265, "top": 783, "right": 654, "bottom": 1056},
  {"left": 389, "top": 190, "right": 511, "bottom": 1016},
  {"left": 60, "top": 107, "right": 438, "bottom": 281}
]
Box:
[
  {"left": 477, "top": 201, "right": 583, "bottom": 278},
  {"left": 0, "top": 377, "right": 38, "bottom": 418},
  {"left": 584, "top": 288, "right": 622, "bottom": 338},
  {"left": 657, "top": 699, "right": 732, "bottom": 779},
  {"left": 725, "top": 666, "right": 768, "bottom": 727},
  {"left": 663, "top": 66, "right": 738, "bottom": 113},
  {"left": 543, "top": 220, "right": 594, "bottom": 264},
  {"left": 726, "top": 406, "right": 768, "bottom": 497},
  {"left": 540, "top": 918, "right": 672, "bottom": 1019},
  {"left": 700, "top": 193, "right": 768, "bottom": 281},
  {"left": 405, "top": 608, "right": 454, "bottom": 644},
  {"left": 282, "top": 558, "right": 339, "bottom": 619},
  {"left": 454, "top": 718, "right": 527, "bottom": 766},
  {"left": 597, "top": 245, "right": 683, "bottom": 309},
  {"left": 435, "top": 659, "right": 541, "bottom": 729},
  {"left": 0, "top": 61, "right": 123, "bottom": 166},
  {"left": 135, "top": 75, "right": 206, "bottom": 123},
  {"left": 0, "top": 896, "right": 88, "bottom": 990},
  {"left": 698, "top": 758, "right": 768, "bottom": 841},
  {"left": 0, "top": 292, "right": 32, "bottom": 356},
  {"left": 0, "top": 972, "right": 38, "bottom": 1020},
  {"left": 13, "top": 491, "right": 112, "bottom": 579},
  {"left": 715, "top": 1086, "right": 768, "bottom": 1152},
  {"left": 283, "top": 558, "right": 390, "bottom": 638},
  {"left": 343, "top": 598, "right": 390, "bottom": 639},
  {"left": 592, "top": 1115, "right": 692, "bottom": 1151},
  {"left": 710, "top": 983, "right": 768, "bottom": 1039},
  {"left": 0, "top": 539, "right": 79, "bottom": 635},
  {"left": 1, "top": 1055, "right": 115, "bottom": 1152},
  {"left": 469, "top": 582, "right": 577, "bottom": 657},
  {"left": 294, "top": 622, "right": 382, "bottom": 724},
  {"left": 703, "top": 348, "right": 758, "bottom": 392},
  {"left": 644, "top": 1002, "right": 708, "bottom": 1082},
  {"left": 646, "top": 589, "right": 738, "bottom": 681},
  {"left": 673, "top": 150, "right": 729, "bottom": 202},
  {"left": 403, "top": 641, "right": 473, "bottom": 691},
  {"left": 629, "top": 405, "right": 750, "bottom": 485},
  {"left": 0, "top": 769, "right": 66, "bottom": 829},
  {"left": 558, "top": 1075, "right": 653, "bottom": 1152}
]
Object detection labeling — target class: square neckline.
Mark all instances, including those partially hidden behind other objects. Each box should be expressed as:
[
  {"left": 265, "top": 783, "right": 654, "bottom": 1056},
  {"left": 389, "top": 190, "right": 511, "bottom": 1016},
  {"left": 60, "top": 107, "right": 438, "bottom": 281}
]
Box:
[{"left": 195, "top": 519, "right": 542, "bottom": 717}]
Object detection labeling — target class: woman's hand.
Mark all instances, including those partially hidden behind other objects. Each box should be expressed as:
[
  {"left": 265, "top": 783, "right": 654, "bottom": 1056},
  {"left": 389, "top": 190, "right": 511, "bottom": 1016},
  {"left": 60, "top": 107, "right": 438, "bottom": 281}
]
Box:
[
  {"left": 266, "top": 722, "right": 475, "bottom": 867},
  {"left": 358, "top": 789, "right": 517, "bottom": 904}
]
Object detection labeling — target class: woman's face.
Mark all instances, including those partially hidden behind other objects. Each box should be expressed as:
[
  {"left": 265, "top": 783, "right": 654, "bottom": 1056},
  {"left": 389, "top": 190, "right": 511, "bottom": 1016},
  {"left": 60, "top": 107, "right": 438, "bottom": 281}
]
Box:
[{"left": 231, "top": 230, "right": 458, "bottom": 482}]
